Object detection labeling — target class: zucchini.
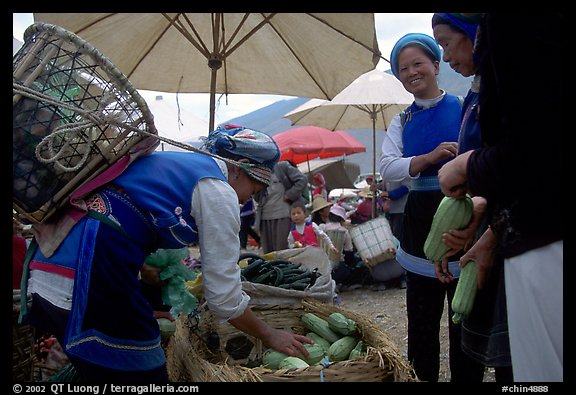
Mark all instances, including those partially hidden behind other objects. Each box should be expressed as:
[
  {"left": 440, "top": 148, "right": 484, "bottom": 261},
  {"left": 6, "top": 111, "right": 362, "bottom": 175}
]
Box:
[
  {"left": 451, "top": 260, "right": 478, "bottom": 324},
  {"left": 424, "top": 195, "right": 474, "bottom": 261},
  {"left": 328, "top": 336, "right": 359, "bottom": 361},
  {"left": 301, "top": 313, "right": 341, "bottom": 344}
]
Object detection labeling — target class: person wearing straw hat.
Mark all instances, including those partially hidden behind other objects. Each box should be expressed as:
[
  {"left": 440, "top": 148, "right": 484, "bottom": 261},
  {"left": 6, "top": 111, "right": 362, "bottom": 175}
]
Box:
[
  {"left": 20, "top": 125, "right": 312, "bottom": 382},
  {"left": 379, "top": 33, "right": 485, "bottom": 382},
  {"left": 310, "top": 195, "right": 333, "bottom": 225},
  {"left": 350, "top": 186, "right": 387, "bottom": 224}
]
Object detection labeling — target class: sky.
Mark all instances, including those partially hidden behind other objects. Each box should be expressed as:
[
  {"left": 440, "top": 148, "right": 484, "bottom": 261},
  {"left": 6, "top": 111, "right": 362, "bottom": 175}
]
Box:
[{"left": 13, "top": 13, "right": 435, "bottom": 127}]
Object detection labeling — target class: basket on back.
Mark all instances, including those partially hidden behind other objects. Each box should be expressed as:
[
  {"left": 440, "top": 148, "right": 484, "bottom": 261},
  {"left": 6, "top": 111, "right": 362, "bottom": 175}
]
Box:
[{"left": 13, "top": 22, "right": 159, "bottom": 224}]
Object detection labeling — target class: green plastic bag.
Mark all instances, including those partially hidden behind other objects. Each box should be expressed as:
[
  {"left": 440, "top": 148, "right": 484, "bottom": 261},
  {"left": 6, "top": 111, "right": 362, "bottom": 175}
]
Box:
[{"left": 144, "top": 248, "right": 199, "bottom": 318}]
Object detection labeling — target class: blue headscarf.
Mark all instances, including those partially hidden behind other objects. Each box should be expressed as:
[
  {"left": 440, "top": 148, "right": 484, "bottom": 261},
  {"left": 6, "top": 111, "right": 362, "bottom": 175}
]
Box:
[
  {"left": 201, "top": 125, "right": 280, "bottom": 185},
  {"left": 432, "top": 13, "right": 480, "bottom": 64},
  {"left": 390, "top": 33, "right": 442, "bottom": 80},
  {"left": 432, "top": 13, "right": 478, "bottom": 46}
]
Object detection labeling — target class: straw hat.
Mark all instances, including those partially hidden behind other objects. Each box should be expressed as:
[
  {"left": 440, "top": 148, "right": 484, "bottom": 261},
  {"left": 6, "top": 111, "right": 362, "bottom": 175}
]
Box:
[
  {"left": 358, "top": 186, "right": 374, "bottom": 199},
  {"left": 311, "top": 196, "right": 332, "bottom": 213}
]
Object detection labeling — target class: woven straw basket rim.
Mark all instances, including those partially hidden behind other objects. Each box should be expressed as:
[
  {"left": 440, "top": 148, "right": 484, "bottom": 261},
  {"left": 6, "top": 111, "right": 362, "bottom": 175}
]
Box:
[{"left": 166, "top": 298, "right": 417, "bottom": 382}]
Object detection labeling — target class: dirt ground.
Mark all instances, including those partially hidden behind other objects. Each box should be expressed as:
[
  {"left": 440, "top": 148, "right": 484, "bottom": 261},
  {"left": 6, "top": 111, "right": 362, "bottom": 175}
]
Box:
[{"left": 336, "top": 284, "right": 496, "bottom": 382}]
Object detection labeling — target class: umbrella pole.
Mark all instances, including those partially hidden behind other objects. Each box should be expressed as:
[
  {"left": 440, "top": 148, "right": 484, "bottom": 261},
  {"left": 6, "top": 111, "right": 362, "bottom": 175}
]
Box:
[
  {"left": 209, "top": 67, "right": 218, "bottom": 132},
  {"left": 208, "top": 16, "right": 223, "bottom": 133},
  {"left": 372, "top": 115, "right": 377, "bottom": 219}
]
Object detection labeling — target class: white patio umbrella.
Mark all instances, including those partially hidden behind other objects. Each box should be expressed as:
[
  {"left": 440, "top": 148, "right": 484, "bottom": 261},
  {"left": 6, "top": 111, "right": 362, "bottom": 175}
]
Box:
[
  {"left": 33, "top": 13, "right": 384, "bottom": 132},
  {"left": 285, "top": 68, "right": 414, "bottom": 218}
]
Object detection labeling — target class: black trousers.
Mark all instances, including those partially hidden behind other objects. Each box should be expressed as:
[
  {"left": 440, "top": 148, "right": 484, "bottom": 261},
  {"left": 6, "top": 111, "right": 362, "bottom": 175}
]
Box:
[
  {"left": 239, "top": 214, "right": 260, "bottom": 248},
  {"left": 406, "top": 271, "right": 485, "bottom": 382}
]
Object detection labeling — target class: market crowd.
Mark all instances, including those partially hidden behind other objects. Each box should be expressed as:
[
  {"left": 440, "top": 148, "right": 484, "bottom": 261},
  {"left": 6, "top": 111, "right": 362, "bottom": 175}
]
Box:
[{"left": 13, "top": 12, "right": 562, "bottom": 383}]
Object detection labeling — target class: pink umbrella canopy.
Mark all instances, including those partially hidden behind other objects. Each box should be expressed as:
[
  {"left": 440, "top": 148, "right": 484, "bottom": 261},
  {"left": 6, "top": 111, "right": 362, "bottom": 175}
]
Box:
[{"left": 273, "top": 126, "right": 366, "bottom": 164}]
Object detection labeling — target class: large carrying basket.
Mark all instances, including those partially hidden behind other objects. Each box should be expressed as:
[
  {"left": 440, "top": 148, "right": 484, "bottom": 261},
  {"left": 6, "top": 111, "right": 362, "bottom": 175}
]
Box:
[
  {"left": 13, "top": 22, "right": 159, "bottom": 224},
  {"left": 349, "top": 216, "right": 396, "bottom": 267},
  {"left": 166, "top": 298, "right": 416, "bottom": 382}
]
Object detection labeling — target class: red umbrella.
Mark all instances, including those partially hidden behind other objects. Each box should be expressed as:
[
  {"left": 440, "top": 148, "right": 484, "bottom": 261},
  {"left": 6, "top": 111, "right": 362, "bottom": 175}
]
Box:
[{"left": 273, "top": 126, "right": 366, "bottom": 165}]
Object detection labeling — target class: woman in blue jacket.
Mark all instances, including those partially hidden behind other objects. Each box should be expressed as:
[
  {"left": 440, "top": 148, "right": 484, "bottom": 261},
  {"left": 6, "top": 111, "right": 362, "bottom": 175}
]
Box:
[
  {"left": 22, "top": 126, "right": 312, "bottom": 382},
  {"left": 379, "top": 33, "right": 484, "bottom": 382}
]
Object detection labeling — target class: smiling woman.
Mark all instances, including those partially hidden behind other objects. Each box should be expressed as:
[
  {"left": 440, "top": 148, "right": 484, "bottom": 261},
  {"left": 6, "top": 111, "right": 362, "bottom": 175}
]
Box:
[{"left": 379, "top": 32, "right": 488, "bottom": 382}]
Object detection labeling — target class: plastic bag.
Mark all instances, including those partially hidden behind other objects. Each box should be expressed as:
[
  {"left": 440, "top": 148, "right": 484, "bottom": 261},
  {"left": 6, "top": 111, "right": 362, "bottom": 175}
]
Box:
[{"left": 144, "top": 248, "right": 199, "bottom": 318}]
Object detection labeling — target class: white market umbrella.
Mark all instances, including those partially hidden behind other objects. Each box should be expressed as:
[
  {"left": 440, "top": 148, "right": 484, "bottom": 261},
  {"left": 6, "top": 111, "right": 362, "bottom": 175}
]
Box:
[
  {"left": 285, "top": 69, "right": 414, "bottom": 217},
  {"left": 33, "top": 13, "right": 384, "bottom": 132}
]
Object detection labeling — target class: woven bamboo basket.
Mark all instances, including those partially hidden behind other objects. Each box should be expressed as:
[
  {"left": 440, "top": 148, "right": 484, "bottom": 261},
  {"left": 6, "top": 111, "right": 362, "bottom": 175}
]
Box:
[
  {"left": 349, "top": 217, "right": 396, "bottom": 267},
  {"left": 13, "top": 290, "right": 36, "bottom": 382},
  {"left": 166, "top": 298, "right": 416, "bottom": 382},
  {"left": 13, "top": 22, "right": 159, "bottom": 224}
]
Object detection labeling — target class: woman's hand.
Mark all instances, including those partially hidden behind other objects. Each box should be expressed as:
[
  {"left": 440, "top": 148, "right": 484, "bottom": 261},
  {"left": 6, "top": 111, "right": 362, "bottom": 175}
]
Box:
[
  {"left": 460, "top": 227, "right": 497, "bottom": 289},
  {"left": 263, "top": 328, "right": 314, "bottom": 359},
  {"left": 434, "top": 196, "right": 487, "bottom": 284},
  {"left": 153, "top": 311, "right": 175, "bottom": 321},
  {"left": 229, "top": 307, "right": 313, "bottom": 359},
  {"left": 441, "top": 196, "right": 487, "bottom": 257},
  {"left": 438, "top": 150, "right": 473, "bottom": 198},
  {"left": 140, "top": 263, "right": 163, "bottom": 286},
  {"left": 429, "top": 141, "right": 459, "bottom": 163},
  {"left": 410, "top": 141, "right": 458, "bottom": 176},
  {"left": 434, "top": 257, "right": 454, "bottom": 284}
]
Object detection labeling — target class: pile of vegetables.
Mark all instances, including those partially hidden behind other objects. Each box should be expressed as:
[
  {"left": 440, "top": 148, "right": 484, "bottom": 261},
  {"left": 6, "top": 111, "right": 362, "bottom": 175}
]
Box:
[
  {"left": 260, "top": 312, "right": 366, "bottom": 369},
  {"left": 238, "top": 253, "right": 321, "bottom": 291}
]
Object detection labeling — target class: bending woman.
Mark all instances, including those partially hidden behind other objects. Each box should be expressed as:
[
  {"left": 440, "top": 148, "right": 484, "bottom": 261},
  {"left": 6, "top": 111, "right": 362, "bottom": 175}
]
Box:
[{"left": 22, "top": 126, "right": 312, "bottom": 382}]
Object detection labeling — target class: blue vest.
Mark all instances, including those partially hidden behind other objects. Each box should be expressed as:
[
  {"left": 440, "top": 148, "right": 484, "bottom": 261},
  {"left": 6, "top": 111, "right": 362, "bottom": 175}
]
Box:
[
  {"left": 26, "top": 151, "right": 227, "bottom": 372},
  {"left": 458, "top": 90, "right": 482, "bottom": 154},
  {"left": 402, "top": 95, "right": 462, "bottom": 177},
  {"left": 114, "top": 151, "right": 226, "bottom": 249}
]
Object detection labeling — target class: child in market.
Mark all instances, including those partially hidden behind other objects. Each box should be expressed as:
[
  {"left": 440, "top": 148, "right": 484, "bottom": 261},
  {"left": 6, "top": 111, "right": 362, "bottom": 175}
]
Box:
[
  {"left": 287, "top": 200, "right": 338, "bottom": 255},
  {"left": 318, "top": 205, "right": 358, "bottom": 283}
]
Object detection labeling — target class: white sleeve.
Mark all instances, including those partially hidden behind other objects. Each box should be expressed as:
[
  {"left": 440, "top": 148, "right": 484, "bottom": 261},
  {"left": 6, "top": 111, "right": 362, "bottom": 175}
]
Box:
[
  {"left": 379, "top": 114, "right": 419, "bottom": 182},
  {"left": 191, "top": 177, "right": 250, "bottom": 322},
  {"left": 312, "top": 222, "right": 335, "bottom": 249},
  {"left": 343, "top": 229, "right": 354, "bottom": 252},
  {"left": 287, "top": 228, "right": 295, "bottom": 248}
]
